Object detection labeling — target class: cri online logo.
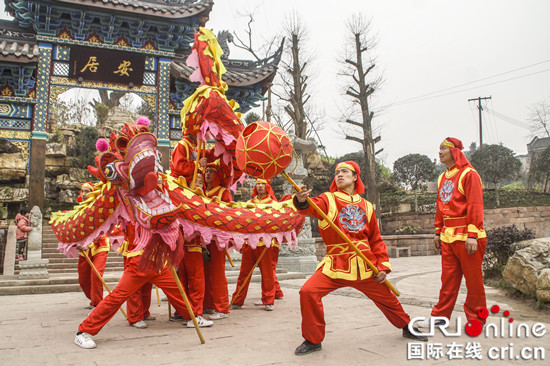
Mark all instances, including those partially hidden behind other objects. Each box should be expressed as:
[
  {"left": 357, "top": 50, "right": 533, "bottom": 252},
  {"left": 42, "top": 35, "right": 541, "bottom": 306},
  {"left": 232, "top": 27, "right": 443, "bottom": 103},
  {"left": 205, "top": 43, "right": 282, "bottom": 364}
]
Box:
[{"left": 410, "top": 304, "right": 547, "bottom": 338}]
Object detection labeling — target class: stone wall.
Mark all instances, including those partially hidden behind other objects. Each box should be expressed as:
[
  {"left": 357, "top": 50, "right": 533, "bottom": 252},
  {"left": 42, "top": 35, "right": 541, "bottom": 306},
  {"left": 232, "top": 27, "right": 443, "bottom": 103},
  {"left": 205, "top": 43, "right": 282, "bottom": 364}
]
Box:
[{"left": 381, "top": 206, "right": 550, "bottom": 238}]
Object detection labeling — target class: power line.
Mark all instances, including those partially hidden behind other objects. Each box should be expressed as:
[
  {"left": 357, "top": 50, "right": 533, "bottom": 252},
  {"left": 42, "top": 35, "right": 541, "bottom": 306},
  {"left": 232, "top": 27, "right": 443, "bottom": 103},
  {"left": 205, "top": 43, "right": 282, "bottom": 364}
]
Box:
[
  {"left": 485, "top": 107, "right": 530, "bottom": 129},
  {"left": 393, "top": 64, "right": 550, "bottom": 106},
  {"left": 393, "top": 59, "right": 550, "bottom": 105}
]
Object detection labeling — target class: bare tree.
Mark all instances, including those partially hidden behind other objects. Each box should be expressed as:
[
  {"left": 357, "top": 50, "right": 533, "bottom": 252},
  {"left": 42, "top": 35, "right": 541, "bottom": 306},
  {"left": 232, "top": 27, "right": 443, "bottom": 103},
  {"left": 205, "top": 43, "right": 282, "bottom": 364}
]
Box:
[
  {"left": 339, "top": 14, "right": 382, "bottom": 207},
  {"left": 231, "top": 9, "right": 279, "bottom": 123},
  {"left": 271, "top": 11, "right": 324, "bottom": 141},
  {"left": 527, "top": 99, "right": 550, "bottom": 138}
]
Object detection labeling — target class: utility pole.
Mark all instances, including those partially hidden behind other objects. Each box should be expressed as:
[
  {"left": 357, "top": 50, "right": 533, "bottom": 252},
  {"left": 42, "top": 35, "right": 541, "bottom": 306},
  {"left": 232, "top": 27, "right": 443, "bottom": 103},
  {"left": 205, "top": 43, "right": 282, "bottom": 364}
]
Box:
[{"left": 468, "top": 96, "right": 491, "bottom": 147}]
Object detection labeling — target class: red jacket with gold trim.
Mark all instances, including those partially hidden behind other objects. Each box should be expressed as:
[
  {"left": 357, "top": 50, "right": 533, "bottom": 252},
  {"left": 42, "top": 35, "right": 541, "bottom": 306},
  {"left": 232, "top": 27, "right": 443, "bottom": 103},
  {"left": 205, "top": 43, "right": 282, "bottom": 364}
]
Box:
[
  {"left": 169, "top": 136, "right": 215, "bottom": 185},
  {"left": 250, "top": 195, "right": 279, "bottom": 248},
  {"left": 435, "top": 164, "right": 486, "bottom": 243},
  {"left": 80, "top": 235, "right": 111, "bottom": 257},
  {"left": 205, "top": 185, "right": 232, "bottom": 203},
  {"left": 296, "top": 190, "right": 391, "bottom": 280}
]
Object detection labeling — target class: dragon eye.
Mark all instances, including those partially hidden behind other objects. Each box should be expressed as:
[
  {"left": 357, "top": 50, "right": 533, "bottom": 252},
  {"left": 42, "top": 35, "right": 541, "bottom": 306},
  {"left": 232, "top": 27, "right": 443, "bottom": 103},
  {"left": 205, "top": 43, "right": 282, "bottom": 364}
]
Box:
[{"left": 104, "top": 163, "right": 118, "bottom": 181}]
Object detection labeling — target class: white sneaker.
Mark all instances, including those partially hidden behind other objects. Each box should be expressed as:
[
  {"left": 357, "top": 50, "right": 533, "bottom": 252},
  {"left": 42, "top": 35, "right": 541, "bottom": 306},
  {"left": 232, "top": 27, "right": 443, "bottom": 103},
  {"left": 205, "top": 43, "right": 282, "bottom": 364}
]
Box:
[
  {"left": 254, "top": 300, "right": 264, "bottom": 306},
  {"left": 264, "top": 304, "right": 275, "bottom": 311},
  {"left": 131, "top": 320, "right": 147, "bottom": 329},
  {"left": 75, "top": 332, "right": 96, "bottom": 349},
  {"left": 186, "top": 315, "right": 213, "bottom": 328},
  {"left": 416, "top": 317, "right": 445, "bottom": 328},
  {"left": 203, "top": 308, "right": 215, "bottom": 314},
  {"left": 209, "top": 312, "right": 228, "bottom": 320},
  {"left": 230, "top": 304, "right": 243, "bottom": 310},
  {"left": 144, "top": 315, "right": 156, "bottom": 321}
]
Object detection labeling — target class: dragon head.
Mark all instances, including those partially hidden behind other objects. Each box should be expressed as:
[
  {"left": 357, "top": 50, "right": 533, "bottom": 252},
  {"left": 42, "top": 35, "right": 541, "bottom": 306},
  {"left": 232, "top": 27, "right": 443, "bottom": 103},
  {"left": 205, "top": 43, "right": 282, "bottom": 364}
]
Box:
[{"left": 93, "top": 117, "right": 180, "bottom": 230}]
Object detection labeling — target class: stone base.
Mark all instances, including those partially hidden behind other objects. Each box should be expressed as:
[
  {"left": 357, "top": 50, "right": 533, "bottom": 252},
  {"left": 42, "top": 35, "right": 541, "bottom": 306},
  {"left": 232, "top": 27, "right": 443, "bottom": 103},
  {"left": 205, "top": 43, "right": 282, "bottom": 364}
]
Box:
[
  {"left": 279, "top": 238, "right": 318, "bottom": 274},
  {"left": 277, "top": 255, "right": 318, "bottom": 274},
  {"left": 18, "top": 259, "right": 49, "bottom": 279}
]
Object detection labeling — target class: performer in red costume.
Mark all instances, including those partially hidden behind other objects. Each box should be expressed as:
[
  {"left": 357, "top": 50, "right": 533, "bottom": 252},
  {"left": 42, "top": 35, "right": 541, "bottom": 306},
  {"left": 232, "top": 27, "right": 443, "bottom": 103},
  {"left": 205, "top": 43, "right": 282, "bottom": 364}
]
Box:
[
  {"left": 418, "top": 137, "right": 487, "bottom": 328},
  {"left": 118, "top": 237, "right": 154, "bottom": 329},
  {"left": 76, "top": 182, "right": 110, "bottom": 309},
  {"left": 203, "top": 162, "right": 232, "bottom": 320},
  {"left": 231, "top": 179, "right": 278, "bottom": 311},
  {"left": 169, "top": 133, "right": 215, "bottom": 186},
  {"left": 171, "top": 169, "right": 214, "bottom": 328},
  {"left": 293, "top": 161, "right": 427, "bottom": 355},
  {"left": 74, "top": 222, "right": 194, "bottom": 349}
]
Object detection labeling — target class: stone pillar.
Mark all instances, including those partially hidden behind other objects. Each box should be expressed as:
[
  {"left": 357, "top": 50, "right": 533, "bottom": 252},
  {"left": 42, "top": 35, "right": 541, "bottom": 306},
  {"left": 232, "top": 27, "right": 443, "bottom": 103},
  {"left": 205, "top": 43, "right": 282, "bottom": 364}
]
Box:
[
  {"left": 29, "top": 43, "right": 53, "bottom": 211},
  {"left": 18, "top": 206, "right": 49, "bottom": 279},
  {"left": 157, "top": 57, "right": 171, "bottom": 171},
  {"left": 2, "top": 224, "right": 16, "bottom": 276},
  {"left": 277, "top": 135, "right": 318, "bottom": 274}
]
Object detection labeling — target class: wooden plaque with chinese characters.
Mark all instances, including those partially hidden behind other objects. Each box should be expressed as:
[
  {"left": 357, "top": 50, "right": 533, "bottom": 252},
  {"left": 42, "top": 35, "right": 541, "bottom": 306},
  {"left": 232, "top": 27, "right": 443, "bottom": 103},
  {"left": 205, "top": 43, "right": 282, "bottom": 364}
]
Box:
[{"left": 69, "top": 46, "right": 146, "bottom": 85}]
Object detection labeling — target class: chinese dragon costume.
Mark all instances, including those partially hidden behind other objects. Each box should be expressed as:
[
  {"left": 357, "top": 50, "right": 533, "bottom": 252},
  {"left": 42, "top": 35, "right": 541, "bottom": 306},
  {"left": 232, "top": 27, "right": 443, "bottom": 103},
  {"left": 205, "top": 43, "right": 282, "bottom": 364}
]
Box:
[{"left": 50, "top": 27, "right": 304, "bottom": 270}]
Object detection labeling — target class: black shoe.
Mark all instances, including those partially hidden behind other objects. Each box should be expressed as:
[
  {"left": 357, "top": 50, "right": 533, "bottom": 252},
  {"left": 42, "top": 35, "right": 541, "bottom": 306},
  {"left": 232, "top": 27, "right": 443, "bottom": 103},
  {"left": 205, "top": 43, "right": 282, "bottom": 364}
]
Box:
[
  {"left": 169, "top": 315, "right": 183, "bottom": 322},
  {"left": 295, "top": 340, "right": 322, "bottom": 355},
  {"left": 402, "top": 325, "right": 428, "bottom": 342}
]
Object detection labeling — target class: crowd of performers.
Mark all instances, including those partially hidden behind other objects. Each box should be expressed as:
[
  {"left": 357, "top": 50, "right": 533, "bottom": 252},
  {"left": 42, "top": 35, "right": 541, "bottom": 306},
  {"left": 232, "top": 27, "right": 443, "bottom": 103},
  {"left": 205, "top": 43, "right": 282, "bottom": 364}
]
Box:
[{"left": 73, "top": 136, "right": 486, "bottom": 357}]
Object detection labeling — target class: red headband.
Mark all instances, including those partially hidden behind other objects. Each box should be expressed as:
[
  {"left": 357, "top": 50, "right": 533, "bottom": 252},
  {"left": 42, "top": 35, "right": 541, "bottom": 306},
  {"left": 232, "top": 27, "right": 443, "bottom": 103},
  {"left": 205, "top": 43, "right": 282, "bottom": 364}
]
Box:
[
  {"left": 330, "top": 161, "right": 365, "bottom": 194},
  {"left": 253, "top": 179, "right": 277, "bottom": 201}
]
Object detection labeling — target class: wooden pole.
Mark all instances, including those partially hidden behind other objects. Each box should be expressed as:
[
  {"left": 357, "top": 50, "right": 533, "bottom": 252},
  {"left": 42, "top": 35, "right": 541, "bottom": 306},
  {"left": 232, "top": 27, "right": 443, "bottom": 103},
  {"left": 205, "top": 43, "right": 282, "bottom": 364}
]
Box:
[
  {"left": 281, "top": 171, "right": 400, "bottom": 296},
  {"left": 191, "top": 139, "right": 204, "bottom": 190},
  {"left": 155, "top": 285, "right": 161, "bottom": 307},
  {"left": 229, "top": 246, "right": 269, "bottom": 307},
  {"left": 169, "top": 266, "right": 205, "bottom": 344},
  {"left": 82, "top": 251, "right": 128, "bottom": 318},
  {"left": 224, "top": 248, "right": 235, "bottom": 267}
]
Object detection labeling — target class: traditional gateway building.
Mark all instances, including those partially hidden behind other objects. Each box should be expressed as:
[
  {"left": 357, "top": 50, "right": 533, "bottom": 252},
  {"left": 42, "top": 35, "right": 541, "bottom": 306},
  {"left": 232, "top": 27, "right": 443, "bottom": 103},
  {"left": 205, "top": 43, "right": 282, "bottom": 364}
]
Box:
[{"left": 0, "top": 0, "right": 281, "bottom": 213}]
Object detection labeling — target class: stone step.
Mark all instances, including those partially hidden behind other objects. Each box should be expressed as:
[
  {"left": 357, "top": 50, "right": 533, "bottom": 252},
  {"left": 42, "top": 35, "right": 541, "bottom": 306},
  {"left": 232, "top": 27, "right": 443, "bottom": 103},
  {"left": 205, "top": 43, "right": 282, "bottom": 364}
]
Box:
[{"left": 0, "top": 270, "right": 305, "bottom": 296}]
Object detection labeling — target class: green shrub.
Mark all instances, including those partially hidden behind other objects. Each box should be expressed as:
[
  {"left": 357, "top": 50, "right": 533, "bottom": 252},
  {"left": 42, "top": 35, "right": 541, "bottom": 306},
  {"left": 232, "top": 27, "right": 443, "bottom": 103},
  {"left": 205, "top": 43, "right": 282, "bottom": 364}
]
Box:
[
  {"left": 483, "top": 225, "right": 535, "bottom": 278},
  {"left": 49, "top": 128, "right": 63, "bottom": 143},
  {"left": 75, "top": 127, "right": 99, "bottom": 169}
]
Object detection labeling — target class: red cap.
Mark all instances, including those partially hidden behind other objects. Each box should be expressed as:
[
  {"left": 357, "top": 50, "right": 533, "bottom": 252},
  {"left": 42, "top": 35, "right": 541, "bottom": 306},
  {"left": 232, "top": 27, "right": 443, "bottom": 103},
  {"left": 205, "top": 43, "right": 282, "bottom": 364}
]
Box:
[
  {"left": 329, "top": 161, "right": 365, "bottom": 194},
  {"left": 441, "top": 137, "right": 472, "bottom": 168}
]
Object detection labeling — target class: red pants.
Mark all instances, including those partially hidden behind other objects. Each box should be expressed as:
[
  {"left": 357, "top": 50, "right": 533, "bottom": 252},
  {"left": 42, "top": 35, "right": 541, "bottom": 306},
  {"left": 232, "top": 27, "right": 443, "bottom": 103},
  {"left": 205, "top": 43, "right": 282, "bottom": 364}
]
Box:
[
  {"left": 232, "top": 245, "right": 275, "bottom": 306},
  {"left": 431, "top": 238, "right": 487, "bottom": 323},
  {"left": 272, "top": 246, "right": 283, "bottom": 299},
  {"left": 299, "top": 270, "right": 410, "bottom": 344},
  {"left": 203, "top": 243, "right": 229, "bottom": 313},
  {"left": 126, "top": 282, "right": 153, "bottom": 324},
  {"left": 177, "top": 248, "right": 205, "bottom": 320},
  {"left": 77, "top": 251, "right": 108, "bottom": 307},
  {"left": 78, "top": 256, "right": 189, "bottom": 336}
]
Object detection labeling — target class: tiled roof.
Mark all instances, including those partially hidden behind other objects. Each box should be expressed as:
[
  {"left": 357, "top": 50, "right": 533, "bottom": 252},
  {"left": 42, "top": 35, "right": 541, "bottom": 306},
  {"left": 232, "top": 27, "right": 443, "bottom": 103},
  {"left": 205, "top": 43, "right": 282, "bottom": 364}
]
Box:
[
  {"left": 51, "top": 0, "right": 214, "bottom": 18},
  {"left": 171, "top": 40, "right": 283, "bottom": 89},
  {"left": 0, "top": 20, "right": 38, "bottom": 62}
]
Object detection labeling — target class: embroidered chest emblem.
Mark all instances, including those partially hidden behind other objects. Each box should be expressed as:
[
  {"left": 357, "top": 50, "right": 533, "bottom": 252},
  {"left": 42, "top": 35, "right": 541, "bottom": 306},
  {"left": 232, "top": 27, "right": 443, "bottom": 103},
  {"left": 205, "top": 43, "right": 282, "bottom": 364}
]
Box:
[
  {"left": 339, "top": 205, "right": 367, "bottom": 232},
  {"left": 439, "top": 180, "right": 455, "bottom": 203}
]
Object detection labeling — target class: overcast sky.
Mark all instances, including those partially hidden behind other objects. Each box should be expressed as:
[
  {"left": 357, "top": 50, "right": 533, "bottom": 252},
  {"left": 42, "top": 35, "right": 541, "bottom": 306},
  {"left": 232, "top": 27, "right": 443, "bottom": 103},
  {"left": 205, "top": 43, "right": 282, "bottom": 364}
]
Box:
[
  {"left": 2, "top": 1, "right": 549, "bottom": 168},
  {"left": 209, "top": 0, "right": 550, "bottom": 167}
]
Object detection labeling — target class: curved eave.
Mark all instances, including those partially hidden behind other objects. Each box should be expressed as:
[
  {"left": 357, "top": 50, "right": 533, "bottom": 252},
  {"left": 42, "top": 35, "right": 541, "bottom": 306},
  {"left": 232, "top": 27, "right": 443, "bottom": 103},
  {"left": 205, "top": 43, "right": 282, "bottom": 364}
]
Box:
[
  {"left": 48, "top": 0, "right": 214, "bottom": 20},
  {"left": 171, "top": 60, "right": 278, "bottom": 90},
  {"left": 171, "top": 39, "right": 283, "bottom": 91}
]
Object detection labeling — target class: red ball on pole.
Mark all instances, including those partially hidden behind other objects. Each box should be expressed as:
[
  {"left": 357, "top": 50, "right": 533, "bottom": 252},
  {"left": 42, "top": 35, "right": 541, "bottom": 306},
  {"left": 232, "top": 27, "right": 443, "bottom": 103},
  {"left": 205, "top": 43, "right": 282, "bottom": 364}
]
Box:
[{"left": 236, "top": 121, "right": 293, "bottom": 179}]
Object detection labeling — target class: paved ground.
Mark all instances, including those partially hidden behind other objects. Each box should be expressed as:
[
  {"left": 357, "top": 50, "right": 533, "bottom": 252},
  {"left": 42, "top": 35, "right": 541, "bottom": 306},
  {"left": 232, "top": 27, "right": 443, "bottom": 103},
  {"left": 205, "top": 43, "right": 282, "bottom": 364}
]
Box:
[{"left": 1, "top": 255, "right": 549, "bottom": 366}]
